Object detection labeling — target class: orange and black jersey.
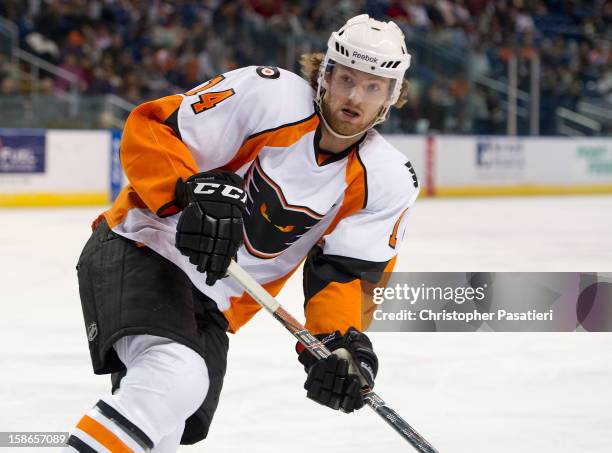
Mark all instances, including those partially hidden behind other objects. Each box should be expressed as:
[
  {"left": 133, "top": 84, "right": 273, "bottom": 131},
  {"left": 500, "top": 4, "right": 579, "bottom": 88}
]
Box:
[{"left": 100, "top": 66, "right": 419, "bottom": 335}]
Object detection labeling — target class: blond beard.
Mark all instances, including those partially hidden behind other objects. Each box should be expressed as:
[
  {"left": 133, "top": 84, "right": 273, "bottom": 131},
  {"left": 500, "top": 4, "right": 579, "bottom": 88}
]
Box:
[{"left": 320, "top": 97, "right": 381, "bottom": 137}]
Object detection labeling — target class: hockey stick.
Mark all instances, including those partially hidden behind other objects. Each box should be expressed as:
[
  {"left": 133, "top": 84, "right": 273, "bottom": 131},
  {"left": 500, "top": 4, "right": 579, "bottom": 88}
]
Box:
[{"left": 227, "top": 260, "right": 439, "bottom": 453}]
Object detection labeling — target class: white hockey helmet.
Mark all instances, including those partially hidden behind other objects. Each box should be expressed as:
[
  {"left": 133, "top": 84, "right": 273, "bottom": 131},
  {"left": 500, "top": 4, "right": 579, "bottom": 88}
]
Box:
[{"left": 316, "top": 14, "right": 411, "bottom": 138}]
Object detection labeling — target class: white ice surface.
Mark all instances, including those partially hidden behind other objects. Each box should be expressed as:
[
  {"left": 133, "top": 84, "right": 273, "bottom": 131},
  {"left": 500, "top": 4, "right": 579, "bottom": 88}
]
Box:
[{"left": 1, "top": 196, "right": 611, "bottom": 452}]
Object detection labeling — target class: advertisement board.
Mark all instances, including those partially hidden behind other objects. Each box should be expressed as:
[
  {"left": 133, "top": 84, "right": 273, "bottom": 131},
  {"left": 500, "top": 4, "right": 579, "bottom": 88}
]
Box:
[
  {"left": 0, "top": 130, "right": 111, "bottom": 206},
  {"left": 0, "top": 129, "right": 46, "bottom": 174},
  {"left": 434, "top": 136, "right": 612, "bottom": 196},
  {"left": 0, "top": 131, "right": 611, "bottom": 206}
]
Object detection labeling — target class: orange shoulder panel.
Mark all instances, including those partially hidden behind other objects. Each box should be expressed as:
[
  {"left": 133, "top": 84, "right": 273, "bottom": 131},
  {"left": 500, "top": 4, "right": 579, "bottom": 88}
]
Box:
[{"left": 120, "top": 95, "right": 199, "bottom": 215}]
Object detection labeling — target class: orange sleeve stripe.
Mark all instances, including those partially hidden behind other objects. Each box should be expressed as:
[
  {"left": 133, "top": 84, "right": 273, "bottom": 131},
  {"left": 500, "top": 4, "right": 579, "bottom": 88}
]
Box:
[
  {"left": 76, "top": 415, "right": 133, "bottom": 453},
  {"left": 389, "top": 207, "right": 409, "bottom": 249},
  {"left": 119, "top": 95, "right": 199, "bottom": 214},
  {"left": 323, "top": 150, "right": 367, "bottom": 236},
  {"left": 220, "top": 114, "right": 319, "bottom": 173}
]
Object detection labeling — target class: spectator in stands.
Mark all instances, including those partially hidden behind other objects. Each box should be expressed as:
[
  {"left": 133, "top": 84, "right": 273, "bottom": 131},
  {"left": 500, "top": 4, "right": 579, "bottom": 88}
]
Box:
[
  {"left": 1, "top": 76, "right": 18, "bottom": 96},
  {"left": 54, "top": 53, "right": 87, "bottom": 93},
  {"left": 0, "top": 0, "right": 609, "bottom": 134}
]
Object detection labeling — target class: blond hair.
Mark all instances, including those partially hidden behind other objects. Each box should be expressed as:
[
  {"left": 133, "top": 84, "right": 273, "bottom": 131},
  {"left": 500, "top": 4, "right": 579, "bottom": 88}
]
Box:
[{"left": 299, "top": 52, "right": 409, "bottom": 109}]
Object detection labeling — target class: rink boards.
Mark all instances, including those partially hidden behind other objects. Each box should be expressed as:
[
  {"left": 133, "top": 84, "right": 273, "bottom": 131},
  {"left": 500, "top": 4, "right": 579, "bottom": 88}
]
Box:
[
  {"left": 0, "top": 129, "right": 112, "bottom": 206},
  {"left": 386, "top": 134, "right": 612, "bottom": 197},
  {"left": 1, "top": 129, "right": 611, "bottom": 206}
]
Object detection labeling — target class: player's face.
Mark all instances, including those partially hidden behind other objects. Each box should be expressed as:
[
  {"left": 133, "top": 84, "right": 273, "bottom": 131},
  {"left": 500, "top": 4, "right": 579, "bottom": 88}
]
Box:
[{"left": 322, "top": 64, "right": 391, "bottom": 136}]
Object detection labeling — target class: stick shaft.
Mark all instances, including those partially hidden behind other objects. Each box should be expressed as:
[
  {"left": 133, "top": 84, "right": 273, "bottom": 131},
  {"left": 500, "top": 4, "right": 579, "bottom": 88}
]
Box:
[{"left": 226, "top": 261, "right": 439, "bottom": 453}]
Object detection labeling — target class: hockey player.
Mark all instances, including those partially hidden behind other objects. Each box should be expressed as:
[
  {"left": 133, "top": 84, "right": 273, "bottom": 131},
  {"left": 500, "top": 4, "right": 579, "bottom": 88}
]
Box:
[{"left": 65, "top": 14, "right": 418, "bottom": 453}]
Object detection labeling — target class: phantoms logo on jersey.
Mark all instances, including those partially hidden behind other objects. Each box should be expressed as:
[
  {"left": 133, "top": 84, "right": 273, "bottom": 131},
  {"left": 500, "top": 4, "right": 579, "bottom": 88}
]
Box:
[{"left": 243, "top": 158, "right": 324, "bottom": 258}]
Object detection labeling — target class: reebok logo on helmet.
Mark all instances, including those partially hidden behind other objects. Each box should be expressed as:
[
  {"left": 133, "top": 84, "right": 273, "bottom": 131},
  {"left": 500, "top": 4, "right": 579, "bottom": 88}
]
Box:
[{"left": 352, "top": 51, "right": 378, "bottom": 64}]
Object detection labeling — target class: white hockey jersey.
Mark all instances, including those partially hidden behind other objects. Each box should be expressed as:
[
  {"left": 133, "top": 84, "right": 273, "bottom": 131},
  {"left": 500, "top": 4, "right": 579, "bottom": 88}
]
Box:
[{"left": 99, "top": 66, "right": 419, "bottom": 334}]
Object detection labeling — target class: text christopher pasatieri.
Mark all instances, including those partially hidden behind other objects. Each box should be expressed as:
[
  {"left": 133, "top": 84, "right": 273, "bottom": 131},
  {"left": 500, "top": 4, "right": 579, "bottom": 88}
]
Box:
[{"left": 371, "top": 284, "right": 554, "bottom": 322}]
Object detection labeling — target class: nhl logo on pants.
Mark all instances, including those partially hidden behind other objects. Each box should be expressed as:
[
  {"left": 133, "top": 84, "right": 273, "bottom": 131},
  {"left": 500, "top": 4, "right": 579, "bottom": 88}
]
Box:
[{"left": 87, "top": 322, "right": 98, "bottom": 342}]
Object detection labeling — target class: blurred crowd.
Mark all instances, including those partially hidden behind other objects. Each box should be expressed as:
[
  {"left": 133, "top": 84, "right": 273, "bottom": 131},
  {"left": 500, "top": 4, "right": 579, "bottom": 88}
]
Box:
[
  {"left": 0, "top": 0, "right": 610, "bottom": 134},
  {"left": 382, "top": 0, "right": 611, "bottom": 134}
]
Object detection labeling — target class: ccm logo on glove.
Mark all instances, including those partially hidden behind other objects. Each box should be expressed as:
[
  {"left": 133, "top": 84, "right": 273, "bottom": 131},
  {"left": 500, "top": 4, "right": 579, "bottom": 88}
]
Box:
[
  {"left": 175, "top": 171, "right": 246, "bottom": 286},
  {"left": 193, "top": 182, "right": 247, "bottom": 202}
]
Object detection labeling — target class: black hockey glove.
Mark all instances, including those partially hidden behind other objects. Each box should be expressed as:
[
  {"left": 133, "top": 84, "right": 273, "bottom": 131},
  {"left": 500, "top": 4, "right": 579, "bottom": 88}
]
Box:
[
  {"left": 297, "top": 327, "right": 378, "bottom": 413},
  {"left": 175, "top": 171, "right": 246, "bottom": 286}
]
